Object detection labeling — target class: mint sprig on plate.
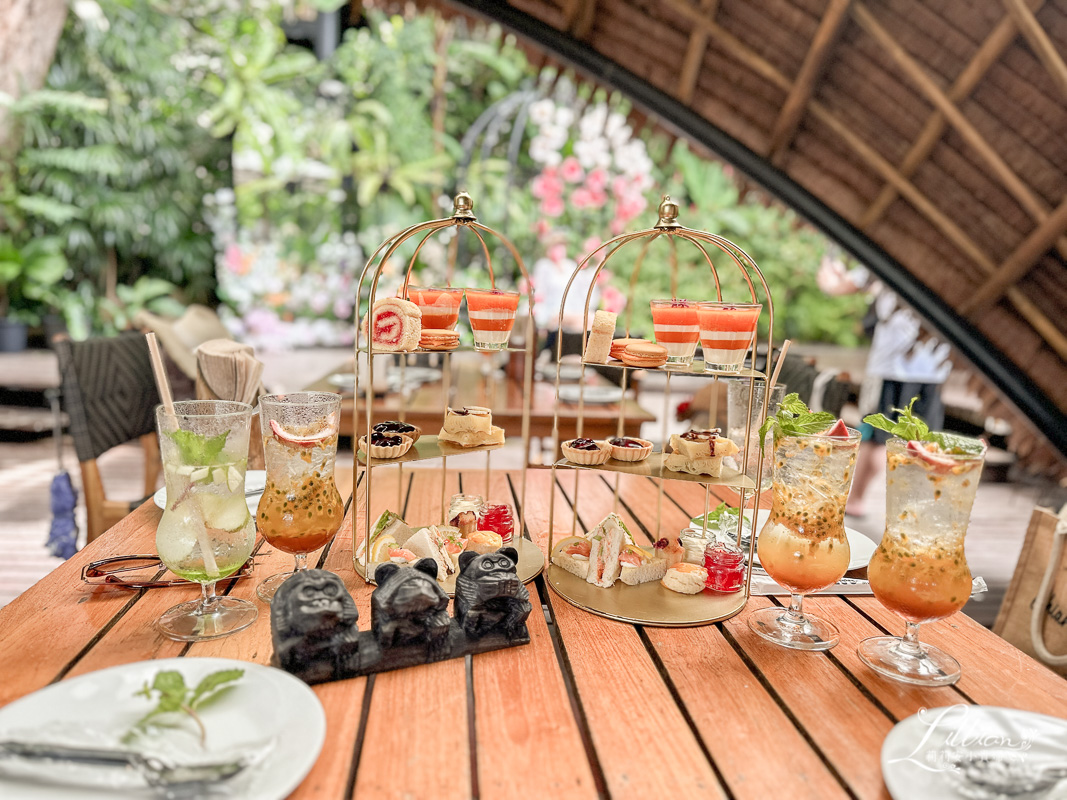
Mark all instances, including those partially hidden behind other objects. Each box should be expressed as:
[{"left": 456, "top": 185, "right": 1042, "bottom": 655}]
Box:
[
  {"left": 863, "top": 397, "right": 984, "bottom": 455},
  {"left": 124, "top": 668, "right": 244, "bottom": 746},
  {"left": 757, "top": 392, "right": 836, "bottom": 451}
]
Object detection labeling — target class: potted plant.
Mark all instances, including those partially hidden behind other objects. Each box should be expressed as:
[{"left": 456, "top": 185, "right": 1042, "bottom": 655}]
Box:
[{"left": 0, "top": 234, "right": 69, "bottom": 351}]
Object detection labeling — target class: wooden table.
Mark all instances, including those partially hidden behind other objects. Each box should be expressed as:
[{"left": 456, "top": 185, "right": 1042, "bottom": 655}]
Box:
[
  {"left": 305, "top": 357, "right": 656, "bottom": 443},
  {"left": 2, "top": 468, "right": 1066, "bottom": 800}
]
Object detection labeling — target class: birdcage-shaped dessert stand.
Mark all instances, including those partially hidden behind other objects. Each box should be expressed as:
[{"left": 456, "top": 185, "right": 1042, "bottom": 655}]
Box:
[
  {"left": 352, "top": 192, "right": 545, "bottom": 594},
  {"left": 546, "top": 197, "right": 775, "bottom": 626}
]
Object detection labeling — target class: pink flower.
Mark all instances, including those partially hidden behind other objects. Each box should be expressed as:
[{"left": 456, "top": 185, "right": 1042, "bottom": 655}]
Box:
[
  {"left": 536, "top": 218, "right": 551, "bottom": 237},
  {"left": 560, "top": 157, "right": 584, "bottom": 184},
  {"left": 611, "top": 176, "right": 630, "bottom": 198},
  {"left": 588, "top": 189, "right": 608, "bottom": 209},
  {"left": 610, "top": 218, "right": 626, "bottom": 235},
  {"left": 570, "top": 187, "right": 594, "bottom": 209},
  {"left": 548, "top": 243, "right": 568, "bottom": 263},
  {"left": 225, "top": 244, "right": 248, "bottom": 275},
  {"left": 600, "top": 285, "right": 626, "bottom": 314},
  {"left": 333, "top": 297, "right": 352, "bottom": 319},
  {"left": 532, "top": 172, "right": 564, "bottom": 200},
  {"left": 582, "top": 236, "right": 602, "bottom": 255},
  {"left": 586, "top": 167, "right": 609, "bottom": 191},
  {"left": 540, "top": 196, "right": 565, "bottom": 218}
]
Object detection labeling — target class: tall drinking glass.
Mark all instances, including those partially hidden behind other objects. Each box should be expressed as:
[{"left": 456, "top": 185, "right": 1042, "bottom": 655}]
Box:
[
  {"left": 696, "top": 302, "right": 761, "bottom": 373},
  {"left": 749, "top": 427, "right": 860, "bottom": 649},
  {"left": 727, "top": 381, "right": 786, "bottom": 491},
  {"left": 858, "top": 438, "right": 985, "bottom": 685},
  {"left": 256, "top": 392, "right": 344, "bottom": 603},
  {"left": 650, "top": 299, "right": 700, "bottom": 369},
  {"left": 155, "top": 400, "right": 257, "bottom": 641},
  {"left": 465, "top": 289, "right": 520, "bottom": 351}
]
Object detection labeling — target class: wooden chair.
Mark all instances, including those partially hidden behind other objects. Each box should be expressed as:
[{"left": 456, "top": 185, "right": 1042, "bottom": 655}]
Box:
[{"left": 53, "top": 332, "right": 161, "bottom": 543}]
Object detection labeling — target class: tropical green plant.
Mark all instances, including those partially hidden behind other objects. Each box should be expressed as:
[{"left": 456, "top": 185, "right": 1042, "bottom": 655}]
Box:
[
  {"left": 1, "top": 0, "right": 230, "bottom": 334},
  {"left": 0, "top": 234, "right": 69, "bottom": 325}
]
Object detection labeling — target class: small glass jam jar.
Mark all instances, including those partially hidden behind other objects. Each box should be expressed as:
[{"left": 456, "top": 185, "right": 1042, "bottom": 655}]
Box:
[
  {"left": 448, "top": 493, "right": 486, "bottom": 529},
  {"left": 704, "top": 541, "right": 745, "bottom": 593}
]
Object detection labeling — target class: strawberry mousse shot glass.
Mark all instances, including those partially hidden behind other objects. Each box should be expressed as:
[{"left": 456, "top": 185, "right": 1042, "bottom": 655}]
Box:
[
  {"left": 650, "top": 299, "right": 700, "bottom": 369},
  {"left": 407, "top": 286, "right": 464, "bottom": 331},
  {"left": 465, "top": 288, "right": 520, "bottom": 351},
  {"left": 697, "top": 302, "right": 761, "bottom": 373}
]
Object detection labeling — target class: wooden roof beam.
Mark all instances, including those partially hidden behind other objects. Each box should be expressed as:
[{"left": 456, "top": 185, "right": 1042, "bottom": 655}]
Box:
[
  {"left": 564, "top": 0, "right": 597, "bottom": 40},
  {"left": 960, "top": 195, "right": 1067, "bottom": 315},
  {"left": 677, "top": 0, "right": 720, "bottom": 104},
  {"left": 1001, "top": 0, "right": 1067, "bottom": 99},
  {"left": 767, "top": 0, "right": 853, "bottom": 166},
  {"left": 858, "top": 0, "right": 1045, "bottom": 230}
]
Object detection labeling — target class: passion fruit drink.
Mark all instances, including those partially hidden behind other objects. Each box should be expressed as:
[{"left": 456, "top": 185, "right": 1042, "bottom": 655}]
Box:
[
  {"left": 155, "top": 400, "right": 258, "bottom": 641},
  {"left": 859, "top": 436, "right": 985, "bottom": 685},
  {"left": 751, "top": 422, "right": 860, "bottom": 650},
  {"left": 256, "top": 392, "right": 344, "bottom": 603}
]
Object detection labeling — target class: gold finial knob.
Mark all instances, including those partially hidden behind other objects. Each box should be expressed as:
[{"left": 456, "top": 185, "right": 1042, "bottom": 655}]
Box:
[
  {"left": 452, "top": 191, "right": 476, "bottom": 220},
  {"left": 655, "top": 195, "right": 681, "bottom": 228}
]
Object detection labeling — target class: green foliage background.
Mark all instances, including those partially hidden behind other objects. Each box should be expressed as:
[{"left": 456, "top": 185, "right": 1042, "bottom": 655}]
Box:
[{"left": 1, "top": 1, "right": 866, "bottom": 346}]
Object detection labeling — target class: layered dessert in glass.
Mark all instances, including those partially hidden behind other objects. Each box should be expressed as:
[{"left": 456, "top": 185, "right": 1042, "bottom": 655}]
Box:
[
  {"left": 650, "top": 299, "right": 700, "bottom": 368},
  {"left": 696, "top": 302, "right": 761, "bottom": 373},
  {"left": 465, "top": 289, "right": 520, "bottom": 351}
]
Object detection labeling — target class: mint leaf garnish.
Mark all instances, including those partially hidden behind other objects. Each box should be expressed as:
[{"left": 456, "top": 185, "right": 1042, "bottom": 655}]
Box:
[
  {"left": 125, "top": 668, "right": 244, "bottom": 746},
  {"left": 758, "top": 392, "right": 836, "bottom": 451},
  {"left": 167, "top": 429, "right": 229, "bottom": 466},
  {"left": 863, "top": 397, "right": 984, "bottom": 454}
]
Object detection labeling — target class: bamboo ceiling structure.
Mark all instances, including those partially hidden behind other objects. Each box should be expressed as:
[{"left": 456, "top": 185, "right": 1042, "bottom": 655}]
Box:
[{"left": 391, "top": 0, "right": 1067, "bottom": 463}]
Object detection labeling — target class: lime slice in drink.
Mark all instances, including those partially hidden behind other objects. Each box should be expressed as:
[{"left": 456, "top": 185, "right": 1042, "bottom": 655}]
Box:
[{"left": 197, "top": 492, "right": 250, "bottom": 532}]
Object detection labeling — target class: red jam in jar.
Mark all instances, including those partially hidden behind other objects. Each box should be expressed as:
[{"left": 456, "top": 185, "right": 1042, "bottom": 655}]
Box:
[
  {"left": 704, "top": 541, "right": 744, "bottom": 592},
  {"left": 479, "top": 504, "right": 515, "bottom": 544}
]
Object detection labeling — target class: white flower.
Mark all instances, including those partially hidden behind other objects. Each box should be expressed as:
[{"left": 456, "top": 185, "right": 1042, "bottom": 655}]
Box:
[
  {"left": 529, "top": 99, "right": 556, "bottom": 127},
  {"left": 539, "top": 123, "right": 568, "bottom": 150},
  {"left": 579, "top": 104, "right": 608, "bottom": 139},
  {"left": 553, "top": 106, "right": 575, "bottom": 128},
  {"left": 319, "top": 79, "right": 346, "bottom": 98},
  {"left": 215, "top": 188, "right": 236, "bottom": 206},
  {"left": 605, "top": 112, "right": 627, "bottom": 138},
  {"left": 327, "top": 188, "right": 347, "bottom": 203},
  {"left": 608, "top": 124, "right": 632, "bottom": 149},
  {"left": 574, "top": 138, "right": 609, "bottom": 170}
]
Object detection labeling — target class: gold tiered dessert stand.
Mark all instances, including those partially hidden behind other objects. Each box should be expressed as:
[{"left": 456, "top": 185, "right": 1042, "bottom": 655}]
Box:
[
  {"left": 351, "top": 192, "right": 545, "bottom": 594},
  {"left": 547, "top": 196, "right": 775, "bottom": 626}
]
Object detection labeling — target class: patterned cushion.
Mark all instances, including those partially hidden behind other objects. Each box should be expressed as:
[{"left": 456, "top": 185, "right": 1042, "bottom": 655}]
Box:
[{"left": 54, "top": 333, "right": 160, "bottom": 463}]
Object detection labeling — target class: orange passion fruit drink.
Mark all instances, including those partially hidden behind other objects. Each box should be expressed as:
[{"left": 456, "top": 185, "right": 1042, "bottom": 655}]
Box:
[
  {"left": 751, "top": 422, "right": 860, "bottom": 650},
  {"left": 256, "top": 392, "right": 344, "bottom": 603},
  {"left": 858, "top": 436, "right": 985, "bottom": 686}
]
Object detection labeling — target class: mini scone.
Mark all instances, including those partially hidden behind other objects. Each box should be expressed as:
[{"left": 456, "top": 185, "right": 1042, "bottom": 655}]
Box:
[
  {"left": 607, "top": 436, "right": 653, "bottom": 462},
  {"left": 583, "top": 310, "right": 617, "bottom": 364},
  {"left": 419, "top": 328, "right": 460, "bottom": 351},
  {"left": 661, "top": 562, "right": 708, "bottom": 594},
  {"left": 465, "top": 530, "right": 503, "bottom": 555},
  {"left": 609, "top": 337, "right": 643, "bottom": 360},
  {"left": 620, "top": 341, "right": 669, "bottom": 368},
  {"left": 561, "top": 437, "right": 612, "bottom": 465},
  {"left": 359, "top": 431, "right": 413, "bottom": 459},
  {"left": 372, "top": 420, "right": 422, "bottom": 444}
]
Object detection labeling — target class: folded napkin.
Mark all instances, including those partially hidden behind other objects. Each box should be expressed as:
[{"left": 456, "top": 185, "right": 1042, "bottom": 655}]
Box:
[
  {"left": 194, "top": 339, "right": 265, "bottom": 468},
  {"left": 194, "top": 339, "right": 264, "bottom": 405}
]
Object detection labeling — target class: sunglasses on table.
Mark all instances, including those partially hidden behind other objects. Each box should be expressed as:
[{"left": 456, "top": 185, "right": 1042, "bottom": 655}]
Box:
[{"left": 81, "top": 555, "right": 255, "bottom": 589}]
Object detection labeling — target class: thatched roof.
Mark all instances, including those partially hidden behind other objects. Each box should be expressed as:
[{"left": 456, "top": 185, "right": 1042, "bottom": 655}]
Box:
[{"left": 376, "top": 0, "right": 1067, "bottom": 466}]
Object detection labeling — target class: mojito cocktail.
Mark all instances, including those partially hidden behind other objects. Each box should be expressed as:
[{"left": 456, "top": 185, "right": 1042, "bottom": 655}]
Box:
[
  {"left": 256, "top": 392, "right": 344, "bottom": 603},
  {"left": 859, "top": 437, "right": 985, "bottom": 685},
  {"left": 750, "top": 426, "right": 860, "bottom": 649},
  {"left": 156, "top": 400, "right": 257, "bottom": 641}
]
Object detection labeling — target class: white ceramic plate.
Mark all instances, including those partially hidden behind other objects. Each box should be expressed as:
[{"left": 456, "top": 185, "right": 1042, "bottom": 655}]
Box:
[
  {"left": 882, "top": 706, "right": 1067, "bottom": 800},
  {"left": 685, "top": 509, "right": 876, "bottom": 571},
  {"left": 557, "top": 384, "right": 624, "bottom": 404},
  {"left": 327, "top": 372, "right": 356, "bottom": 389},
  {"left": 0, "top": 657, "right": 326, "bottom": 799},
  {"left": 154, "top": 470, "right": 266, "bottom": 512}
]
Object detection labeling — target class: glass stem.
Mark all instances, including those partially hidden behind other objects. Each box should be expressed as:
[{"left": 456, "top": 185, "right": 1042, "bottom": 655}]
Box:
[
  {"left": 200, "top": 581, "right": 217, "bottom": 612},
  {"left": 785, "top": 593, "right": 805, "bottom": 623},
  {"left": 294, "top": 553, "right": 309, "bottom": 573},
  {"left": 899, "top": 621, "right": 923, "bottom": 655}
]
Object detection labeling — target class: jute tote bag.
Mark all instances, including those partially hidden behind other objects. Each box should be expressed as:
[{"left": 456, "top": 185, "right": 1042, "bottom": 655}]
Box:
[{"left": 993, "top": 505, "right": 1067, "bottom": 677}]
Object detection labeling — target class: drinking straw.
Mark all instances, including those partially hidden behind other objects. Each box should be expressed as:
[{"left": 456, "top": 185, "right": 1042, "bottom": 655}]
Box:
[
  {"left": 146, "top": 333, "right": 221, "bottom": 578},
  {"left": 766, "top": 338, "right": 791, "bottom": 397}
]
